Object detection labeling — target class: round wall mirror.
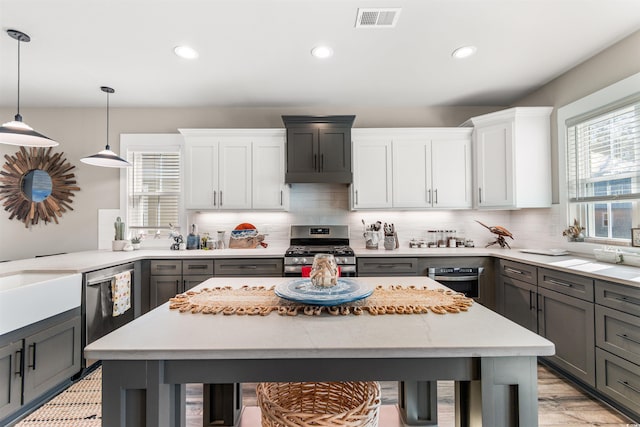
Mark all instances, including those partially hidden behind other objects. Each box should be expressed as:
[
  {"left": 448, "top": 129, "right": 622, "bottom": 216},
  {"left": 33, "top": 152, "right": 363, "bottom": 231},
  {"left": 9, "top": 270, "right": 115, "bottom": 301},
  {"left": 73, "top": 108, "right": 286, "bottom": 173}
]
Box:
[
  {"left": 0, "top": 147, "right": 80, "bottom": 227},
  {"left": 22, "top": 169, "right": 53, "bottom": 202}
]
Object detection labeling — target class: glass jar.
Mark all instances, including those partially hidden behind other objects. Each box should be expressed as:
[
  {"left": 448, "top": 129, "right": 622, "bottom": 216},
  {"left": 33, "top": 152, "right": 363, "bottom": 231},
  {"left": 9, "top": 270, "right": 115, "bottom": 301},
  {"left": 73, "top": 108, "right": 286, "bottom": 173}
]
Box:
[{"left": 310, "top": 254, "right": 339, "bottom": 288}]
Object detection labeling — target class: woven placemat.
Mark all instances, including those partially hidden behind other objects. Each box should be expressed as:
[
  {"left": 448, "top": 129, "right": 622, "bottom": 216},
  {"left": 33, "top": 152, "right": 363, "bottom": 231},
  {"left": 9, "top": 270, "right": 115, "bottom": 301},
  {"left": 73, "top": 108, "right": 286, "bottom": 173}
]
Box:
[{"left": 169, "top": 285, "right": 472, "bottom": 316}]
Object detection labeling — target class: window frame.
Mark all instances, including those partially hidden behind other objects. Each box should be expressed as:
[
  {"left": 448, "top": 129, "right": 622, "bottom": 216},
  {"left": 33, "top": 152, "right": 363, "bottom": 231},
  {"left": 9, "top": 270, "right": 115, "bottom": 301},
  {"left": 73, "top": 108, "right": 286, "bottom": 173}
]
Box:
[
  {"left": 119, "top": 134, "right": 185, "bottom": 247},
  {"left": 558, "top": 71, "right": 640, "bottom": 246}
]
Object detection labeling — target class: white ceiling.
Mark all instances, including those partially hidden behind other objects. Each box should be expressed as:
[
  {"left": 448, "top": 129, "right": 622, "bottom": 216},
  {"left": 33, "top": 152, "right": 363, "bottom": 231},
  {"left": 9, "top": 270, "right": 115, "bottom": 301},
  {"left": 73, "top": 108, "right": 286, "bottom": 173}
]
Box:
[{"left": 1, "top": 0, "right": 639, "bottom": 109}]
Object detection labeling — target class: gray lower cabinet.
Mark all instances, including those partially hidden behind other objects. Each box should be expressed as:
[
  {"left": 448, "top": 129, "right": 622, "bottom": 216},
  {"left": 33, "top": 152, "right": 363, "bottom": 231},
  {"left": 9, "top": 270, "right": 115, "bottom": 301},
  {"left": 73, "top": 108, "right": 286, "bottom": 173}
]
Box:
[
  {"left": 0, "top": 311, "right": 81, "bottom": 424},
  {"left": 0, "top": 341, "right": 22, "bottom": 420},
  {"left": 357, "top": 257, "right": 418, "bottom": 276},
  {"left": 537, "top": 286, "right": 595, "bottom": 386},
  {"left": 499, "top": 275, "right": 537, "bottom": 332},
  {"left": 213, "top": 258, "right": 283, "bottom": 277},
  {"left": 595, "top": 280, "right": 640, "bottom": 419},
  {"left": 22, "top": 316, "right": 82, "bottom": 404},
  {"left": 149, "top": 260, "right": 214, "bottom": 309}
]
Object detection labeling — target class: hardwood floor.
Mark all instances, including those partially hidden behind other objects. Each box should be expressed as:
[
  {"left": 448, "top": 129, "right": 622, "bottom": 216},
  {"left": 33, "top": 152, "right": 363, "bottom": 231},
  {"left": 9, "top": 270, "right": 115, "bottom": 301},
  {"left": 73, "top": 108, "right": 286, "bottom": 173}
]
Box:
[{"left": 185, "top": 365, "right": 635, "bottom": 426}]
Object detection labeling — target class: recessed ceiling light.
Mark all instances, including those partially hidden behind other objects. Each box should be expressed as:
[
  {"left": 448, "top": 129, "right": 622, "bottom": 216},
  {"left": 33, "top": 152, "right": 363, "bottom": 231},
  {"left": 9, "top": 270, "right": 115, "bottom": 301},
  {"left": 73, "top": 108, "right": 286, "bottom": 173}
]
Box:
[
  {"left": 311, "top": 45, "right": 333, "bottom": 59},
  {"left": 451, "top": 45, "right": 477, "bottom": 59},
  {"left": 174, "top": 45, "right": 199, "bottom": 59}
]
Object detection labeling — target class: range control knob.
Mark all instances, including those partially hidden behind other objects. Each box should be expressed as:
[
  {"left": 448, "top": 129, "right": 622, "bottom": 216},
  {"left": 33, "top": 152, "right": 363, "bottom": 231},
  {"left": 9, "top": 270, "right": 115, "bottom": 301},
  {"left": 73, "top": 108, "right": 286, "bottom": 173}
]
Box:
[
  {"left": 293, "top": 258, "right": 300, "bottom": 264},
  {"left": 301, "top": 258, "right": 308, "bottom": 264}
]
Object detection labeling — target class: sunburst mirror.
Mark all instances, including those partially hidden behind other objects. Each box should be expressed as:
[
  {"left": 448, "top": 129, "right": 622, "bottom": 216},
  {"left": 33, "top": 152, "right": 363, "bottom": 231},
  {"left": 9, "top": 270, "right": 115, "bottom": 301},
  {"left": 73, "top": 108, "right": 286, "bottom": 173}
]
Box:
[{"left": 0, "top": 147, "right": 80, "bottom": 227}]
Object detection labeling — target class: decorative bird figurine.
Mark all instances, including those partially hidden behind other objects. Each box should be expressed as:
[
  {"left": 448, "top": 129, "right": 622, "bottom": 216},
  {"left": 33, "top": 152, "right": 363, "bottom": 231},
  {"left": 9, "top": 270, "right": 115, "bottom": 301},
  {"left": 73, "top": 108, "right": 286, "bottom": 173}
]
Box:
[{"left": 475, "top": 220, "right": 514, "bottom": 249}]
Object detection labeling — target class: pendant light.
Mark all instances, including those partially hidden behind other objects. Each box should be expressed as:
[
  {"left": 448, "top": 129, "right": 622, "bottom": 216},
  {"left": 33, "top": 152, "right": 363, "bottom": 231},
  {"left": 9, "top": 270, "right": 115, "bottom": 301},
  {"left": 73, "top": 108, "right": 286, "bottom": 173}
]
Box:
[
  {"left": 0, "top": 29, "right": 58, "bottom": 147},
  {"left": 81, "top": 87, "right": 131, "bottom": 168}
]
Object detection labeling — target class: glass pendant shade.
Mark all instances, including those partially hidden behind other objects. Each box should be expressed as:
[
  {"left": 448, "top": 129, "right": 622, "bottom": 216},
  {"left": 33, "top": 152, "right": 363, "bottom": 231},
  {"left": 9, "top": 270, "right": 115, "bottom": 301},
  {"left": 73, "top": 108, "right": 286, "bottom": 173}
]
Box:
[
  {"left": 81, "top": 86, "right": 131, "bottom": 168},
  {"left": 1, "top": 30, "right": 58, "bottom": 147}
]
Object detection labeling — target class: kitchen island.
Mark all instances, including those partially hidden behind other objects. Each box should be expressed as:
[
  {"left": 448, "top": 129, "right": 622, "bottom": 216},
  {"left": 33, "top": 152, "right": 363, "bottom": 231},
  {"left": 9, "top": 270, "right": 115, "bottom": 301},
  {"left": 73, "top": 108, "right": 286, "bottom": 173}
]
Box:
[{"left": 85, "top": 276, "right": 554, "bottom": 427}]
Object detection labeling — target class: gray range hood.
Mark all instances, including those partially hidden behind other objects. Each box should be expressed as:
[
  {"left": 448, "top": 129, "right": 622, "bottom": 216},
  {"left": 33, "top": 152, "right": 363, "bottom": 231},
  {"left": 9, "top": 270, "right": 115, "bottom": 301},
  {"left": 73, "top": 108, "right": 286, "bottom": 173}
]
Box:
[{"left": 283, "top": 115, "right": 355, "bottom": 184}]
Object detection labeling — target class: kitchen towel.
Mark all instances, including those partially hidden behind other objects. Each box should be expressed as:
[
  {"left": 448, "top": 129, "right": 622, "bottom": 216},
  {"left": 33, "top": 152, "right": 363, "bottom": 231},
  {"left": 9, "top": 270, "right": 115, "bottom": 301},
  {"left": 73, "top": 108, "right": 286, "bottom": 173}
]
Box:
[{"left": 111, "top": 271, "right": 131, "bottom": 317}]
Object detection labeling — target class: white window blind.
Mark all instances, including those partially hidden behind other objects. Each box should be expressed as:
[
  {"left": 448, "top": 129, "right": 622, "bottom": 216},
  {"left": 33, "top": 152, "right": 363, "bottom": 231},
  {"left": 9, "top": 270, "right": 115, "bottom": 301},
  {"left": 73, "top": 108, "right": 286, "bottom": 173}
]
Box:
[
  {"left": 566, "top": 94, "right": 640, "bottom": 240},
  {"left": 567, "top": 95, "right": 640, "bottom": 202},
  {"left": 127, "top": 151, "right": 181, "bottom": 232}
]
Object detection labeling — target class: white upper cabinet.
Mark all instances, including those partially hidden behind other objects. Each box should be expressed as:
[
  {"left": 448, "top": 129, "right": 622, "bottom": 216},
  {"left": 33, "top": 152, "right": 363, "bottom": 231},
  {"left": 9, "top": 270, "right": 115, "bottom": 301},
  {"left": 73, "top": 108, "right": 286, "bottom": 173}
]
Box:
[
  {"left": 464, "top": 107, "right": 553, "bottom": 209},
  {"left": 352, "top": 134, "right": 392, "bottom": 209},
  {"left": 351, "top": 128, "right": 472, "bottom": 210},
  {"left": 180, "top": 129, "right": 287, "bottom": 211}
]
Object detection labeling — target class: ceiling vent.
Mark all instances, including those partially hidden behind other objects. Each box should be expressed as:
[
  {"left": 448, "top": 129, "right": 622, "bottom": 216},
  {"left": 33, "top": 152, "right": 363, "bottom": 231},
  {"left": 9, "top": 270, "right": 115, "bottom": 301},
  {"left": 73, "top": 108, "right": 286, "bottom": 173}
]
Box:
[{"left": 355, "top": 8, "right": 401, "bottom": 28}]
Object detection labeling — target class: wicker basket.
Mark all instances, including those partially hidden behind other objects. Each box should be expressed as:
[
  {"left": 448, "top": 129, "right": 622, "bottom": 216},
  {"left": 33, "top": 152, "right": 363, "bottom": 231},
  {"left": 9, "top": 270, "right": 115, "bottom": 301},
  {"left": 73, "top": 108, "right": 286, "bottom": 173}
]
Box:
[{"left": 257, "top": 381, "right": 381, "bottom": 427}]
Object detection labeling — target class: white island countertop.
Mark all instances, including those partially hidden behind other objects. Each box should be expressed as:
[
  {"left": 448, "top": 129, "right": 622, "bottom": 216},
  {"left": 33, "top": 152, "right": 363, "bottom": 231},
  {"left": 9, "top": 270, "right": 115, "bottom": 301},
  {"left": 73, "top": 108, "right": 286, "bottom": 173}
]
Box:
[{"left": 84, "top": 276, "right": 555, "bottom": 361}]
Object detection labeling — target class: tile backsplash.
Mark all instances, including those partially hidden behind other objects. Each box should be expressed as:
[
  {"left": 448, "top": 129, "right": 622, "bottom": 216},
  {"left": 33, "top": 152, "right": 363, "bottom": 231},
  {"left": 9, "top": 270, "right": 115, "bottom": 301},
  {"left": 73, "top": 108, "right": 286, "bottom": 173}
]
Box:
[{"left": 181, "top": 184, "right": 566, "bottom": 251}]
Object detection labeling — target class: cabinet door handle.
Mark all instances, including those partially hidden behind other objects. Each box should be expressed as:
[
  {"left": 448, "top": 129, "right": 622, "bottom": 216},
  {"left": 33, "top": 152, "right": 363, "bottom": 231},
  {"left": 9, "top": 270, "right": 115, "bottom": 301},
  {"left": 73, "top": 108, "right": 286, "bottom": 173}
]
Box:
[
  {"left": 220, "top": 191, "right": 223, "bottom": 206},
  {"left": 617, "top": 380, "right": 640, "bottom": 395},
  {"left": 478, "top": 188, "right": 482, "bottom": 203},
  {"left": 529, "top": 290, "right": 535, "bottom": 311},
  {"left": 355, "top": 190, "right": 358, "bottom": 205},
  {"left": 176, "top": 279, "right": 181, "bottom": 294},
  {"left": 321, "top": 154, "right": 324, "bottom": 171},
  {"left": 547, "top": 278, "right": 573, "bottom": 288},
  {"left": 434, "top": 189, "right": 438, "bottom": 204},
  {"left": 280, "top": 190, "right": 283, "bottom": 206},
  {"left": 616, "top": 333, "right": 640, "bottom": 346},
  {"left": 313, "top": 154, "right": 317, "bottom": 170},
  {"left": 213, "top": 191, "right": 217, "bottom": 206},
  {"left": 504, "top": 267, "right": 525, "bottom": 275},
  {"left": 15, "top": 349, "right": 23, "bottom": 377},
  {"left": 28, "top": 343, "right": 36, "bottom": 370},
  {"left": 427, "top": 189, "right": 431, "bottom": 204}
]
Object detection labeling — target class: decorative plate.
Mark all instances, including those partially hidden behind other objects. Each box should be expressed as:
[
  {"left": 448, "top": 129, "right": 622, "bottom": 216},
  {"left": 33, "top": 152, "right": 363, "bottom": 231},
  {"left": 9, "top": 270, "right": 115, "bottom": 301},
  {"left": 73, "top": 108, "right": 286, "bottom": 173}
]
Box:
[{"left": 274, "top": 278, "right": 374, "bottom": 306}]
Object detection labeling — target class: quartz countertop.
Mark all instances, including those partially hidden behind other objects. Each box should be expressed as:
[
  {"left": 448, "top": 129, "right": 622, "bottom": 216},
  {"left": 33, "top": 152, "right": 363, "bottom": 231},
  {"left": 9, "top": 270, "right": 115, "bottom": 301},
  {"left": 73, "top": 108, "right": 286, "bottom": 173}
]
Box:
[
  {"left": 84, "top": 276, "right": 555, "bottom": 361},
  {"left": 2, "top": 244, "right": 639, "bottom": 289}
]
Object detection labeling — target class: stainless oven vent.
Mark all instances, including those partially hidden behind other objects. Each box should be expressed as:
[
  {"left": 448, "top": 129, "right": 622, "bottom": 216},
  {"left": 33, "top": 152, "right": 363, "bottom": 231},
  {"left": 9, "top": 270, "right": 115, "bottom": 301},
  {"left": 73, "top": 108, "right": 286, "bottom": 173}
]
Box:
[{"left": 355, "top": 8, "right": 401, "bottom": 28}]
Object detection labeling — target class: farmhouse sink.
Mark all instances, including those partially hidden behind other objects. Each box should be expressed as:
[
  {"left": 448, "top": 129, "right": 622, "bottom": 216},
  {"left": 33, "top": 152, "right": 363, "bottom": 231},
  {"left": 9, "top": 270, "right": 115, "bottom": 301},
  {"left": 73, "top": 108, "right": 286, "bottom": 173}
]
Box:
[{"left": 0, "top": 270, "right": 82, "bottom": 336}]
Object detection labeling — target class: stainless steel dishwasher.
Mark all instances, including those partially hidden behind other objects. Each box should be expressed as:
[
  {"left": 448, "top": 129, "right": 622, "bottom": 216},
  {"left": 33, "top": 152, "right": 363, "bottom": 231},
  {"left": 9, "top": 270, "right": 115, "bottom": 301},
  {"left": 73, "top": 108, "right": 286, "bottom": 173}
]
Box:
[
  {"left": 428, "top": 267, "right": 483, "bottom": 299},
  {"left": 83, "top": 262, "right": 137, "bottom": 369}
]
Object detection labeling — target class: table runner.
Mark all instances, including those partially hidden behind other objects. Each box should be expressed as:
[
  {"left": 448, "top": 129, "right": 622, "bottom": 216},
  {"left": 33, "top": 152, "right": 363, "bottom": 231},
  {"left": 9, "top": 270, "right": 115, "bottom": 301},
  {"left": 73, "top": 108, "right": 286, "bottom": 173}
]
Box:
[{"left": 168, "top": 285, "right": 473, "bottom": 316}]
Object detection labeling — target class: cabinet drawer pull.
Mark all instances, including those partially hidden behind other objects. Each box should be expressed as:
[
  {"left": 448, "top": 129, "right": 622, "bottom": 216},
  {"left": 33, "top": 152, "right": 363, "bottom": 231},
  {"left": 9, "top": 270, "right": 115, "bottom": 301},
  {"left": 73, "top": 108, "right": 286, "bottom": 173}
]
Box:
[
  {"left": 238, "top": 265, "right": 258, "bottom": 269},
  {"left": 377, "top": 264, "right": 401, "bottom": 268},
  {"left": 187, "top": 264, "right": 209, "bottom": 270},
  {"left": 504, "top": 267, "right": 525, "bottom": 275},
  {"left": 617, "top": 380, "right": 640, "bottom": 394},
  {"left": 615, "top": 296, "right": 640, "bottom": 306},
  {"left": 157, "top": 264, "right": 178, "bottom": 271},
  {"left": 28, "top": 343, "right": 36, "bottom": 370},
  {"left": 15, "top": 349, "right": 23, "bottom": 377},
  {"left": 547, "top": 278, "right": 573, "bottom": 288},
  {"left": 616, "top": 333, "right": 640, "bottom": 346}
]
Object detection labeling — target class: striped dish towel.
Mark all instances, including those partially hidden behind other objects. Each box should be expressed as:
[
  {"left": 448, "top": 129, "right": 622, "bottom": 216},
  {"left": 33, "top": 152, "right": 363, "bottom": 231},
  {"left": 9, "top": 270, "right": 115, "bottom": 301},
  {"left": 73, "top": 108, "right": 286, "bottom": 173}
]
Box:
[{"left": 111, "top": 271, "right": 131, "bottom": 317}]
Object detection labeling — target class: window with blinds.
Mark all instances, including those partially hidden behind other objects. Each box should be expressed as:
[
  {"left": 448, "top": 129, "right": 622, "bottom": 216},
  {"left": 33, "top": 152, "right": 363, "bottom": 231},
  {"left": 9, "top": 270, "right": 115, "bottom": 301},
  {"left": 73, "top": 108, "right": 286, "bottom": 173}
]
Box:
[
  {"left": 127, "top": 150, "right": 181, "bottom": 237},
  {"left": 566, "top": 95, "right": 640, "bottom": 240}
]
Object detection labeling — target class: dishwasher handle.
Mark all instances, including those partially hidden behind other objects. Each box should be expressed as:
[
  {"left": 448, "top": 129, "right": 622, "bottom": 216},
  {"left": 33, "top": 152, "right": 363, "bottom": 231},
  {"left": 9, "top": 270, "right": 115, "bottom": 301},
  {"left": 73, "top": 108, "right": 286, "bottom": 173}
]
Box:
[
  {"left": 432, "top": 275, "right": 479, "bottom": 282},
  {"left": 86, "top": 269, "right": 134, "bottom": 286}
]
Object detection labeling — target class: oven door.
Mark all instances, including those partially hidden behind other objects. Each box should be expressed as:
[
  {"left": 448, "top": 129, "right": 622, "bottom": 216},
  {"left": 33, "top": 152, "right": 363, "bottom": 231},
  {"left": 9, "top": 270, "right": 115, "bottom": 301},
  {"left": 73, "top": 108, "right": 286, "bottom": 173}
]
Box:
[{"left": 428, "top": 268, "right": 481, "bottom": 299}]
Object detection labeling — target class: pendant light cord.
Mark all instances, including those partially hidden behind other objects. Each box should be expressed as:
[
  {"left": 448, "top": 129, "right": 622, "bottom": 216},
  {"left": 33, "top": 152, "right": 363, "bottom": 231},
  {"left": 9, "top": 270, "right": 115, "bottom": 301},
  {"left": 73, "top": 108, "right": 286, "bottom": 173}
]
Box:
[
  {"left": 105, "top": 90, "right": 110, "bottom": 150},
  {"left": 15, "top": 37, "right": 21, "bottom": 121}
]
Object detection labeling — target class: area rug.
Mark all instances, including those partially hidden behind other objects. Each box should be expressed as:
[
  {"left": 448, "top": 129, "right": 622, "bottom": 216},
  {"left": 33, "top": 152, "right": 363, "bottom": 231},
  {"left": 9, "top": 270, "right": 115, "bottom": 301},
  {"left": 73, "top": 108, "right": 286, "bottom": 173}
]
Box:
[
  {"left": 169, "top": 285, "right": 473, "bottom": 316},
  {"left": 15, "top": 368, "right": 101, "bottom": 426}
]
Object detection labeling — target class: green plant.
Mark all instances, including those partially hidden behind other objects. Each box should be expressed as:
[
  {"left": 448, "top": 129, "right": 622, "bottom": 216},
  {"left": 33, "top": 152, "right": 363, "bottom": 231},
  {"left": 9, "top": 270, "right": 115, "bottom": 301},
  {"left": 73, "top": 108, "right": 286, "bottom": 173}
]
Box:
[
  {"left": 562, "top": 218, "right": 585, "bottom": 239},
  {"left": 131, "top": 235, "right": 141, "bottom": 244}
]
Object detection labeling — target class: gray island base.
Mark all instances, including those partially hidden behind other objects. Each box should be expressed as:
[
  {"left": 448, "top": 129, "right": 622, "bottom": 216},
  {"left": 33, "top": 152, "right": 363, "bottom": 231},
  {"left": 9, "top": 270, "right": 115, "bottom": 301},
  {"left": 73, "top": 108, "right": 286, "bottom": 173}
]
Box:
[{"left": 85, "top": 277, "right": 555, "bottom": 427}]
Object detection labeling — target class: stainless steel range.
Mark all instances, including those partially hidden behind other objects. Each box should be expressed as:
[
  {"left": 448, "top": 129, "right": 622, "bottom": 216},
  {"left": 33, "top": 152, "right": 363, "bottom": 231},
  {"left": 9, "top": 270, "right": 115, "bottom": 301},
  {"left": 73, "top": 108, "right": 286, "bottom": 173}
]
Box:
[{"left": 284, "top": 225, "right": 356, "bottom": 277}]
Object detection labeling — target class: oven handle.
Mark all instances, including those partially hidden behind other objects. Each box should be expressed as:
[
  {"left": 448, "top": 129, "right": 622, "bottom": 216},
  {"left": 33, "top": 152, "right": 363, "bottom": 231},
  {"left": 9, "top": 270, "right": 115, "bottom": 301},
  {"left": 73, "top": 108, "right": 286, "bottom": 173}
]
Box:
[{"left": 432, "top": 275, "right": 479, "bottom": 282}]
